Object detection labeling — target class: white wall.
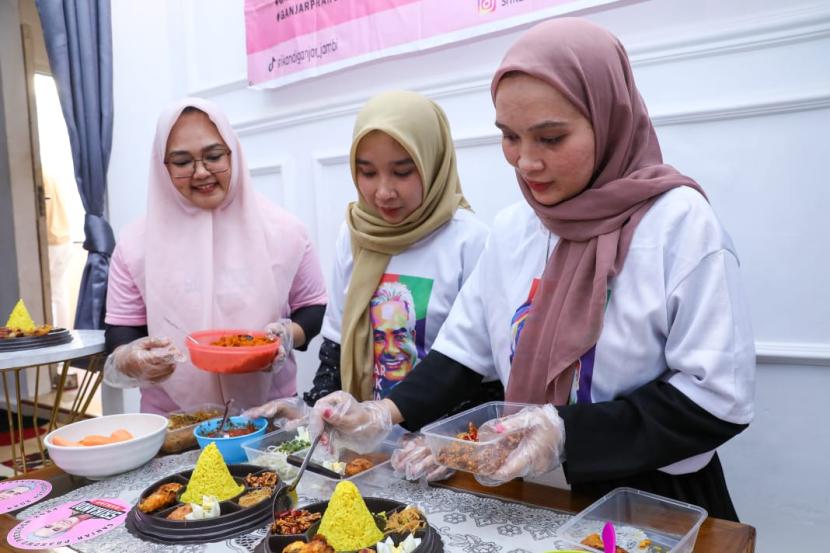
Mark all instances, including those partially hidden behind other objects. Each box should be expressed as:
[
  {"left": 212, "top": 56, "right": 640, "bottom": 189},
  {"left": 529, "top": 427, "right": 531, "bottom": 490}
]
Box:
[{"left": 107, "top": 1, "right": 830, "bottom": 549}]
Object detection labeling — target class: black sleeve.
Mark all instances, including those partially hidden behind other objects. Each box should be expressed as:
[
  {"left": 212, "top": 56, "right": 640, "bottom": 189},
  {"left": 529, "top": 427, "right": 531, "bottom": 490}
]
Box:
[
  {"left": 386, "top": 350, "right": 488, "bottom": 431},
  {"left": 290, "top": 304, "right": 326, "bottom": 351},
  {"left": 559, "top": 379, "right": 748, "bottom": 484},
  {"left": 303, "top": 338, "right": 342, "bottom": 406},
  {"left": 104, "top": 324, "right": 148, "bottom": 354}
]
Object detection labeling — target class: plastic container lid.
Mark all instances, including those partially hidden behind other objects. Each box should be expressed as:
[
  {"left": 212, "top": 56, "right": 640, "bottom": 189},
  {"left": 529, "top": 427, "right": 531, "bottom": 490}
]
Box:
[
  {"left": 186, "top": 329, "right": 279, "bottom": 374},
  {"left": 555, "top": 487, "right": 707, "bottom": 553}
]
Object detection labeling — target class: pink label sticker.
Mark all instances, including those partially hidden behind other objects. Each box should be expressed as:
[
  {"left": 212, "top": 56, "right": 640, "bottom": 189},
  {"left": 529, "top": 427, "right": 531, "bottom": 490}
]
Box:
[
  {"left": 7, "top": 498, "right": 129, "bottom": 549},
  {"left": 0, "top": 480, "right": 52, "bottom": 514}
]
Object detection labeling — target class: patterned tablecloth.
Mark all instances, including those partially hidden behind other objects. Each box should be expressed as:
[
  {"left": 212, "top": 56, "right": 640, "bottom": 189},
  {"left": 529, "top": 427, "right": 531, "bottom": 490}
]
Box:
[{"left": 16, "top": 451, "right": 579, "bottom": 553}]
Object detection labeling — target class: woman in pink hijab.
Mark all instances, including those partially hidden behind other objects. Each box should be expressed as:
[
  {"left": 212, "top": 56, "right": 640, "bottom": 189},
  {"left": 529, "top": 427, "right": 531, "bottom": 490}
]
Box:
[
  {"left": 309, "top": 19, "right": 754, "bottom": 520},
  {"left": 103, "top": 98, "right": 327, "bottom": 414}
]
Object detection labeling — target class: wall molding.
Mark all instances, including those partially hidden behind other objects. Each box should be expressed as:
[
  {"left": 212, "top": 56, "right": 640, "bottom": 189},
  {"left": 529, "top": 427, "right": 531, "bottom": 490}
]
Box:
[
  {"left": 627, "top": 3, "right": 830, "bottom": 67},
  {"left": 755, "top": 341, "right": 830, "bottom": 367},
  {"left": 249, "top": 163, "right": 283, "bottom": 177}
]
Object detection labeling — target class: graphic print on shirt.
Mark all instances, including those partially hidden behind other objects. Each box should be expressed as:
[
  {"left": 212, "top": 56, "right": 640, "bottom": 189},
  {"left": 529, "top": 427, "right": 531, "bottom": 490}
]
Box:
[
  {"left": 509, "top": 278, "right": 600, "bottom": 404},
  {"left": 370, "top": 274, "right": 434, "bottom": 400}
]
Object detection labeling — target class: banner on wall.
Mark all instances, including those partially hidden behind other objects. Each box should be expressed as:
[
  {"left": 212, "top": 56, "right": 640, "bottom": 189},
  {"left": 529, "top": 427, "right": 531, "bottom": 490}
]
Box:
[{"left": 245, "top": 0, "right": 627, "bottom": 88}]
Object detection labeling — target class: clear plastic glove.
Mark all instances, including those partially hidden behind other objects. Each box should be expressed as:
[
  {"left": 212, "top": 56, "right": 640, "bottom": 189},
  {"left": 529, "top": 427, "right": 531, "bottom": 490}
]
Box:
[
  {"left": 474, "top": 404, "right": 565, "bottom": 486},
  {"left": 309, "top": 391, "right": 393, "bottom": 454},
  {"left": 265, "top": 319, "right": 294, "bottom": 372},
  {"left": 103, "top": 336, "right": 185, "bottom": 388},
  {"left": 391, "top": 435, "right": 455, "bottom": 482},
  {"left": 242, "top": 396, "right": 309, "bottom": 430}
]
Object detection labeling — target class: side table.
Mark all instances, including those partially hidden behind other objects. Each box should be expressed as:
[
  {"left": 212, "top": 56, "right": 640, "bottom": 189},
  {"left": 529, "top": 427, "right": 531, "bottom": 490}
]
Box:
[{"left": 0, "top": 330, "right": 106, "bottom": 475}]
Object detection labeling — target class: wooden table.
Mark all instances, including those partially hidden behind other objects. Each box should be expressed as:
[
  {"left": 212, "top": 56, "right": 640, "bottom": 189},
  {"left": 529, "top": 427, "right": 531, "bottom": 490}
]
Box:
[{"left": 0, "top": 465, "right": 755, "bottom": 553}]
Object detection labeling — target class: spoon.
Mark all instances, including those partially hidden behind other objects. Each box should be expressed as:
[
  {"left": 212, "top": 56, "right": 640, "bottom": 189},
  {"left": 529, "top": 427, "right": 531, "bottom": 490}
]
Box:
[
  {"left": 217, "top": 399, "right": 233, "bottom": 436},
  {"left": 271, "top": 428, "right": 324, "bottom": 515},
  {"left": 163, "top": 316, "right": 199, "bottom": 345},
  {"left": 601, "top": 521, "right": 616, "bottom": 553}
]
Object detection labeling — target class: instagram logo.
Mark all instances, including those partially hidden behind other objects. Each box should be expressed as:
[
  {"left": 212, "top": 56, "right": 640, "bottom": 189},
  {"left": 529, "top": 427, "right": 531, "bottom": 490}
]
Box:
[{"left": 478, "top": 0, "right": 496, "bottom": 15}]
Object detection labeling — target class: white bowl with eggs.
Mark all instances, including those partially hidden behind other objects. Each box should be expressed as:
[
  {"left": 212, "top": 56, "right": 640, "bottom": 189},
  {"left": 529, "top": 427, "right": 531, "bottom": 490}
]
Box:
[{"left": 44, "top": 413, "right": 168, "bottom": 479}]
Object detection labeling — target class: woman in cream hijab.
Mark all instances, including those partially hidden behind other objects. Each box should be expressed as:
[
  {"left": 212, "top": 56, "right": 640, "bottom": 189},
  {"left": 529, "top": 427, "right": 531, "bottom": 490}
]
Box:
[{"left": 246, "top": 91, "right": 501, "bottom": 444}]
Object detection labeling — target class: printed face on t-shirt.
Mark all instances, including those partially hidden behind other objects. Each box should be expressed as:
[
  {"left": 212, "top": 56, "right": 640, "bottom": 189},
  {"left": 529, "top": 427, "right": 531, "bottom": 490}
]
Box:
[{"left": 371, "top": 298, "right": 417, "bottom": 381}]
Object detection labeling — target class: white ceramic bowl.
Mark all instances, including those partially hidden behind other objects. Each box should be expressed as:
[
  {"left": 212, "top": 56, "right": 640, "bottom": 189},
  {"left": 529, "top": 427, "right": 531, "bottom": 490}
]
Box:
[{"left": 44, "top": 413, "right": 168, "bottom": 479}]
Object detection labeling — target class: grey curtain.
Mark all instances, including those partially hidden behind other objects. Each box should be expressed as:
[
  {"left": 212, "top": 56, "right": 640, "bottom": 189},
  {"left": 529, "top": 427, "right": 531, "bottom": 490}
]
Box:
[{"left": 36, "top": 0, "right": 114, "bottom": 330}]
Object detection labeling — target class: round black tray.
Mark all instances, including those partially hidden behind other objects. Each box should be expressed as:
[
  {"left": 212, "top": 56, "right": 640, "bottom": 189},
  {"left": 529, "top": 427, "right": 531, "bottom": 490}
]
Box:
[
  {"left": 256, "top": 497, "right": 443, "bottom": 553},
  {"left": 126, "top": 464, "right": 281, "bottom": 545},
  {"left": 0, "top": 328, "right": 72, "bottom": 352}
]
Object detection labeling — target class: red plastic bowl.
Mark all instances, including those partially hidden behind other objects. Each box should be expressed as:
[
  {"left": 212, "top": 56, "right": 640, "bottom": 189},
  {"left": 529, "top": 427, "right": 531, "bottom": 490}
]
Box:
[{"left": 186, "top": 329, "right": 280, "bottom": 374}]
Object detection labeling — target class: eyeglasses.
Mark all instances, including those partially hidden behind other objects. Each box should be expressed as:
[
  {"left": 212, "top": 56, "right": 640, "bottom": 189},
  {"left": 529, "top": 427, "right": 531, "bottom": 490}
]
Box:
[{"left": 164, "top": 147, "right": 231, "bottom": 179}]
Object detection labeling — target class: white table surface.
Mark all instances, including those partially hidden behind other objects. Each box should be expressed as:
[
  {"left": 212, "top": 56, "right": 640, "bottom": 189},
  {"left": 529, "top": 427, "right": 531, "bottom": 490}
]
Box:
[{"left": 0, "top": 330, "right": 106, "bottom": 370}]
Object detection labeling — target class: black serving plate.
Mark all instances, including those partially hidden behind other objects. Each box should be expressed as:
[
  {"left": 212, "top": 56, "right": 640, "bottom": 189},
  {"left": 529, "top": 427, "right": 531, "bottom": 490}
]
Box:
[
  {"left": 0, "top": 328, "right": 72, "bottom": 352},
  {"left": 126, "top": 464, "right": 281, "bottom": 545},
  {"left": 256, "top": 497, "right": 443, "bottom": 553}
]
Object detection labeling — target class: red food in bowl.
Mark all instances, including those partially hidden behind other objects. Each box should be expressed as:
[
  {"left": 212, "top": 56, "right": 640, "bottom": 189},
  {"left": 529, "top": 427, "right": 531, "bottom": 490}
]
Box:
[{"left": 186, "top": 329, "right": 280, "bottom": 374}]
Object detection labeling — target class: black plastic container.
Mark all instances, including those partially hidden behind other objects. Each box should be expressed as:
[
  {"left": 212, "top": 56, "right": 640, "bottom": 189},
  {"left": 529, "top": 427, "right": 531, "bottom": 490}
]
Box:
[
  {"left": 126, "top": 464, "right": 281, "bottom": 545},
  {"left": 256, "top": 497, "right": 443, "bottom": 553}
]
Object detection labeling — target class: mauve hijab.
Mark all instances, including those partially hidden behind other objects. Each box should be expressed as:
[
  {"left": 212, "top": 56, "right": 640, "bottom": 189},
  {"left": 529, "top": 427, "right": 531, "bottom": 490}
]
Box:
[{"left": 494, "top": 18, "right": 706, "bottom": 406}]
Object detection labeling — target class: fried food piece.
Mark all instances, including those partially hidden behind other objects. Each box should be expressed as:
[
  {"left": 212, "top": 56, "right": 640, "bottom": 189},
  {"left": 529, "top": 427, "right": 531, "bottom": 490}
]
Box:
[
  {"left": 139, "top": 482, "right": 184, "bottom": 513},
  {"left": 238, "top": 487, "right": 272, "bottom": 507},
  {"left": 344, "top": 457, "right": 374, "bottom": 477},
  {"left": 282, "top": 535, "right": 335, "bottom": 553},
  {"left": 166, "top": 504, "right": 193, "bottom": 520},
  {"left": 581, "top": 533, "right": 629, "bottom": 553},
  {"left": 244, "top": 471, "right": 278, "bottom": 488},
  {"left": 271, "top": 509, "right": 322, "bottom": 535}
]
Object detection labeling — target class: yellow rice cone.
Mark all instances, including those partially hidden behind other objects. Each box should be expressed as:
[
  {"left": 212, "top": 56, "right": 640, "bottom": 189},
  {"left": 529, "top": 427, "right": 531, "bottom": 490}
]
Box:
[{"left": 317, "top": 481, "right": 383, "bottom": 551}]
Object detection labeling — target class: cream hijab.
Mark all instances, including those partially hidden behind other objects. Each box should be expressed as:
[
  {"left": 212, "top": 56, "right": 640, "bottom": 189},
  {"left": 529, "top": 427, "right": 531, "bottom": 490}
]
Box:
[{"left": 340, "top": 91, "right": 470, "bottom": 400}]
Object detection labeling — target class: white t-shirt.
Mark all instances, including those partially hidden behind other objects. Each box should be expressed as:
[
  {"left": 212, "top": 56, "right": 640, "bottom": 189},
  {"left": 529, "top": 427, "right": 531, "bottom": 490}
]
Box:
[
  {"left": 322, "top": 208, "right": 489, "bottom": 399},
  {"left": 433, "top": 187, "right": 755, "bottom": 474}
]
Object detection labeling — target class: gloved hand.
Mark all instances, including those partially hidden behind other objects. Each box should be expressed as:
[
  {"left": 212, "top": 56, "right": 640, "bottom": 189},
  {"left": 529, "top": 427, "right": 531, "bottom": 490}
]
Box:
[
  {"left": 265, "top": 319, "right": 295, "bottom": 372},
  {"left": 309, "top": 391, "right": 393, "bottom": 454},
  {"left": 242, "top": 396, "right": 309, "bottom": 430},
  {"left": 474, "top": 404, "right": 565, "bottom": 486},
  {"left": 103, "top": 337, "right": 185, "bottom": 388},
  {"left": 391, "top": 435, "right": 455, "bottom": 482}
]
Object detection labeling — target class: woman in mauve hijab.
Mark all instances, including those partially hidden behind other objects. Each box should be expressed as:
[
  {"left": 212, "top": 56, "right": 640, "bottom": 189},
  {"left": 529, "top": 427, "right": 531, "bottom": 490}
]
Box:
[
  {"left": 103, "top": 98, "right": 327, "bottom": 414},
  {"left": 309, "top": 19, "right": 755, "bottom": 521}
]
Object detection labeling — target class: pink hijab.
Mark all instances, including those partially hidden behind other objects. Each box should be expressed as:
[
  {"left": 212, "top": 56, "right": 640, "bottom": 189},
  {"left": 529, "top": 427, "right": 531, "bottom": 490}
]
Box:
[
  {"left": 494, "top": 19, "right": 706, "bottom": 406},
  {"left": 120, "top": 97, "right": 307, "bottom": 412}
]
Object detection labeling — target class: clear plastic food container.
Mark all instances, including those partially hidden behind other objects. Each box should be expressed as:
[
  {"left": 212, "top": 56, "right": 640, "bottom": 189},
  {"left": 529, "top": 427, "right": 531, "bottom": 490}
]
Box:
[
  {"left": 162, "top": 402, "right": 238, "bottom": 454},
  {"left": 241, "top": 427, "right": 310, "bottom": 482},
  {"left": 555, "top": 487, "right": 708, "bottom": 553},
  {"left": 421, "top": 401, "right": 533, "bottom": 475},
  {"left": 243, "top": 426, "right": 404, "bottom": 497}
]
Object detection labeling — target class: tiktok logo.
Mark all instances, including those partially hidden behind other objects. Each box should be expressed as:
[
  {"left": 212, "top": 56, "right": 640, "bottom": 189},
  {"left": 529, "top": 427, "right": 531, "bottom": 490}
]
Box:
[{"left": 478, "top": 0, "right": 496, "bottom": 15}]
